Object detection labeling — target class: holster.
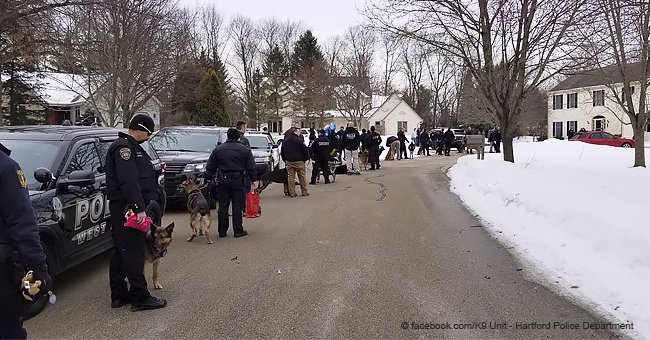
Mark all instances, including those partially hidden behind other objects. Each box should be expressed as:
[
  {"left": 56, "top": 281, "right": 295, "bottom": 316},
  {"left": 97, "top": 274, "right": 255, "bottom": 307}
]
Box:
[{"left": 215, "top": 170, "right": 225, "bottom": 185}]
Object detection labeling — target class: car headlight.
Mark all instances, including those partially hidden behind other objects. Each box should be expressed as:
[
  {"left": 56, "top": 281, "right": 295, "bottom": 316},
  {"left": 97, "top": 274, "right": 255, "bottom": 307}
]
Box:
[
  {"left": 255, "top": 157, "right": 271, "bottom": 163},
  {"left": 183, "top": 163, "right": 207, "bottom": 173}
]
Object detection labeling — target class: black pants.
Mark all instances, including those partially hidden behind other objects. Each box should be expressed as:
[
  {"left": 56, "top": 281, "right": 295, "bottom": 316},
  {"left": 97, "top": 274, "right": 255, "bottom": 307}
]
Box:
[
  {"left": 0, "top": 253, "right": 26, "bottom": 340},
  {"left": 494, "top": 141, "right": 501, "bottom": 153},
  {"left": 109, "top": 200, "right": 150, "bottom": 303},
  {"left": 311, "top": 158, "right": 331, "bottom": 183},
  {"left": 444, "top": 142, "right": 452, "bottom": 156},
  {"left": 421, "top": 143, "right": 431, "bottom": 156},
  {"left": 217, "top": 178, "right": 244, "bottom": 235},
  {"left": 368, "top": 146, "right": 380, "bottom": 169}
]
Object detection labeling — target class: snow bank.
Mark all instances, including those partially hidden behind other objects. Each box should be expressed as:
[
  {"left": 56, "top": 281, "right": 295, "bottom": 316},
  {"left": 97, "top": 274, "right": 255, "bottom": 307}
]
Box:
[{"left": 448, "top": 139, "right": 649, "bottom": 339}]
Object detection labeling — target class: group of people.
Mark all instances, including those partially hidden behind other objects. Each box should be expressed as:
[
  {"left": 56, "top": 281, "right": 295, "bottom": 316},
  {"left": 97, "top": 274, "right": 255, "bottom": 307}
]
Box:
[
  {"left": 387, "top": 127, "right": 458, "bottom": 158},
  {"left": 279, "top": 122, "right": 383, "bottom": 198}
]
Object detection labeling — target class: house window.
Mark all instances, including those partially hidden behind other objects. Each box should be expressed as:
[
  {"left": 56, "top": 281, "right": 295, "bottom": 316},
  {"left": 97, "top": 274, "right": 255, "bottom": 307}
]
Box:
[
  {"left": 553, "top": 94, "right": 563, "bottom": 110},
  {"left": 397, "top": 121, "right": 407, "bottom": 131},
  {"left": 567, "top": 121, "right": 577, "bottom": 133},
  {"left": 622, "top": 86, "right": 635, "bottom": 103},
  {"left": 553, "top": 122, "right": 563, "bottom": 138},
  {"left": 375, "top": 121, "right": 381, "bottom": 126},
  {"left": 567, "top": 93, "right": 578, "bottom": 109},
  {"left": 592, "top": 90, "right": 605, "bottom": 106}
]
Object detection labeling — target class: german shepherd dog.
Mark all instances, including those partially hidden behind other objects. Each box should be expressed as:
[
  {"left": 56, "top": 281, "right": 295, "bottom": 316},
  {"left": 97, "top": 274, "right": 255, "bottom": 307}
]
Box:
[
  {"left": 179, "top": 178, "right": 213, "bottom": 244},
  {"left": 256, "top": 168, "right": 290, "bottom": 196},
  {"left": 144, "top": 222, "right": 175, "bottom": 290},
  {"left": 358, "top": 149, "right": 369, "bottom": 171}
]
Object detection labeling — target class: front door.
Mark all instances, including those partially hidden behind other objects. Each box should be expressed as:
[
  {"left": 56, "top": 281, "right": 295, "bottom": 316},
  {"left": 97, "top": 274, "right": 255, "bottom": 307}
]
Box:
[
  {"left": 593, "top": 117, "right": 606, "bottom": 131},
  {"left": 58, "top": 140, "right": 110, "bottom": 256}
]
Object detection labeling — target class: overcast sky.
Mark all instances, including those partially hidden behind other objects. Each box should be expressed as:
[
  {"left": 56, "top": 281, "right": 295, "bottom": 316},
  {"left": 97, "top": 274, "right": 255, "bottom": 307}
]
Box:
[{"left": 178, "top": 0, "right": 368, "bottom": 41}]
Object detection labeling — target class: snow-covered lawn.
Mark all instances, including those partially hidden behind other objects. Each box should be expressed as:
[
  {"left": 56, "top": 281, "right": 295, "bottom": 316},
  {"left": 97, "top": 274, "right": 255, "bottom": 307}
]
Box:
[{"left": 449, "top": 139, "right": 649, "bottom": 339}]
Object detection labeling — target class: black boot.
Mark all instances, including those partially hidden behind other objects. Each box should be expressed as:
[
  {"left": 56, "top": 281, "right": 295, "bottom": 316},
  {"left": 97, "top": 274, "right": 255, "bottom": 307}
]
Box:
[{"left": 131, "top": 296, "right": 167, "bottom": 311}]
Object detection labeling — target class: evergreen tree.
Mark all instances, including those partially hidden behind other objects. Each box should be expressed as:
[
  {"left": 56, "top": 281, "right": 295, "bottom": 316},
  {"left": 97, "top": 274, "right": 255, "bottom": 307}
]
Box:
[
  {"left": 1, "top": 58, "right": 45, "bottom": 125},
  {"left": 196, "top": 67, "right": 228, "bottom": 126},
  {"left": 262, "top": 45, "right": 290, "bottom": 122},
  {"left": 291, "top": 30, "right": 324, "bottom": 75}
]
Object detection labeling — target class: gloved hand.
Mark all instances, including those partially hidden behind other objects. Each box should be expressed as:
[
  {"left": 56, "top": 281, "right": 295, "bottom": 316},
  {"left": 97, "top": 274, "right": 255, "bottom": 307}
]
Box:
[{"left": 22, "top": 265, "right": 51, "bottom": 301}]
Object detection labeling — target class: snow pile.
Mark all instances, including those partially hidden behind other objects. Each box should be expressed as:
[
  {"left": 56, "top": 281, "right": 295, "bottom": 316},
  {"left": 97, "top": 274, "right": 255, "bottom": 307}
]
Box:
[{"left": 448, "top": 139, "right": 649, "bottom": 339}]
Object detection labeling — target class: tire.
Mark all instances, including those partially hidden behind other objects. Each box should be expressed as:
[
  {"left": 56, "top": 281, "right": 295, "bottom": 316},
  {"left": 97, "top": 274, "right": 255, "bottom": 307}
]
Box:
[
  {"left": 621, "top": 142, "right": 632, "bottom": 148},
  {"left": 22, "top": 245, "right": 55, "bottom": 320}
]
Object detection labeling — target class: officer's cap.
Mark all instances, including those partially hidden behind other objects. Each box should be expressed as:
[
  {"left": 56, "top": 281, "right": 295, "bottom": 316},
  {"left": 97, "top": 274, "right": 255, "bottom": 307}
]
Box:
[{"left": 129, "top": 114, "right": 155, "bottom": 135}]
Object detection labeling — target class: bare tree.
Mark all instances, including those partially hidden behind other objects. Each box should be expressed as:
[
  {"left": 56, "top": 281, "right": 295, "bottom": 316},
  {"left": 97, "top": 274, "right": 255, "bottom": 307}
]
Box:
[
  {"left": 377, "top": 31, "right": 402, "bottom": 96},
  {"left": 426, "top": 53, "right": 459, "bottom": 127},
  {"left": 228, "top": 15, "right": 260, "bottom": 124},
  {"left": 199, "top": 5, "right": 227, "bottom": 57},
  {"left": 322, "top": 35, "right": 345, "bottom": 76},
  {"left": 366, "top": 0, "right": 589, "bottom": 162},
  {"left": 401, "top": 41, "right": 425, "bottom": 111}
]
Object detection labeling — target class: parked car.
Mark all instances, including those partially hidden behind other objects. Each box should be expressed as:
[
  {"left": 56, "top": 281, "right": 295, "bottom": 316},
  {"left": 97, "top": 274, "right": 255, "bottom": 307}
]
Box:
[
  {"left": 569, "top": 131, "right": 635, "bottom": 148},
  {"left": 149, "top": 126, "right": 229, "bottom": 208},
  {"left": 452, "top": 128, "right": 466, "bottom": 150},
  {"left": 0, "top": 125, "right": 166, "bottom": 318},
  {"left": 245, "top": 132, "right": 280, "bottom": 175}
]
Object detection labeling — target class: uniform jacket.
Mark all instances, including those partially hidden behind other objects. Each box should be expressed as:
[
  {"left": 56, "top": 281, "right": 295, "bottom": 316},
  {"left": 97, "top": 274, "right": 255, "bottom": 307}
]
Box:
[
  {"left": 0, "top": 143, "right": 46, "bottom": 266},
  {"left": 386, "top": 136, "right": 398, "bottom": 147},
  {"left": 420, "top": 131, "right": 431, "bottom": 145},
  {"left": 281, "top": 133, "right": 309, "bottom": 162},
  {"left": 206, "top": 139, "right": 257, "bottom": 182},
  {"left": 309, "top": 136, "right": 332, "bottom": 161},
  {"left": 369, "top": 131, "right": 382, "bottom": 147},
  {"left": 105, "top": 132, "right": 157, "bottom": 213},
  {"left": 359, "top": 132, "right": 370, "bottom": 150},
  {"left": 444, "top": 130, "right": 455, "bottom": 143},
  {"left": 342, "top": 127, "right": 361, "bottom": 150}
]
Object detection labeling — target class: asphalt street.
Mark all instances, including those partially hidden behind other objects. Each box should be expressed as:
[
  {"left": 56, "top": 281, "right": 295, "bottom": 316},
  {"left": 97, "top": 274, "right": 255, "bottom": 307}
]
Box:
[{"left": 26, "top": 154, "right": 622, "bottom": 339}]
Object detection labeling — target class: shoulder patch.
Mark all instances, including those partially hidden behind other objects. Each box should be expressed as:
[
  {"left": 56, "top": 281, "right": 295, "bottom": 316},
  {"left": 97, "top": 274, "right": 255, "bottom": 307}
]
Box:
[
  {"left": 17, "top": 169, "right": 27, "bottom": 188},
  {"left": 119, "top": 147, "right": 131, "bottom": 160}
]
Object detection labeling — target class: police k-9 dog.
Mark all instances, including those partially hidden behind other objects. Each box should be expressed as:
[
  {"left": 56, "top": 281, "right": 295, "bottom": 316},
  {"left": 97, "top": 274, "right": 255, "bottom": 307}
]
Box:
[
  {"left": 144, "top": 222, "right": 174, "bottom": 290},
  {"left": 358, "top": 150, "right": 369, "bottom": 170},
  {"left": 256, "top": 168, "right": 290, "bottom": 196},
  {"left": 179, "top": 178, "right": 213, "bottom": 244}
]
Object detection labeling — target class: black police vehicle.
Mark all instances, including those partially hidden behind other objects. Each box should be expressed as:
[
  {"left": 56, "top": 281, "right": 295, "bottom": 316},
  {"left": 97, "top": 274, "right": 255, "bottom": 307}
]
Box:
[
  {"left": 0, "top": 126, "right": 166, "bottom": 318},
  {"left": 149, "top": 126, "right": 229, "bottom": 208}
]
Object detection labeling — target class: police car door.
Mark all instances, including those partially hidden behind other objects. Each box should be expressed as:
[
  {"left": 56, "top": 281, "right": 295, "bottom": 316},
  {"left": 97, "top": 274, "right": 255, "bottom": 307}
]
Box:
[{"left": 58, "top": 139, "right": 111, "bottom": 256}]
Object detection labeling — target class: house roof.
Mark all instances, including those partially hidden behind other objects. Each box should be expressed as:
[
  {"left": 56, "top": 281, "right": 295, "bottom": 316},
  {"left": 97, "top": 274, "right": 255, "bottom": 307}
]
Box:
[
  {"left": 1, "top": 72, "right": 90, "bottom": 106},
  {"left": 551, "top": 62, "right": 648, "bottom": 92}
]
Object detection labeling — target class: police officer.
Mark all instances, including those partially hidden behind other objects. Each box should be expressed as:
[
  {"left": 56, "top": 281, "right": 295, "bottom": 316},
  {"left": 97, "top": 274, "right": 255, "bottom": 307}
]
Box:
[
  {"left": 236, "top": 120, "right": 251, "bottom": 218},
  {"left": 0, "top": 142, "right": 51, "bottom": 339},
  {"left": 105, "top": 114, "right": 166, "bottom": 311},
  {"left": 309, "top": 129, "right": 332, "bottom": 185},
  {"left": 206, "top": 128, "right": 257, "bottom": 238},
  {"left": 368, "top": 126, "right": 382, "bottom": 170}
]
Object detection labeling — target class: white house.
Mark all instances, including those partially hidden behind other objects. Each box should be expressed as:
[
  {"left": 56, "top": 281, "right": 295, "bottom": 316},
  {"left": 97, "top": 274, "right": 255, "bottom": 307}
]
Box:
[
  {"left": 548, "top": 63, "right": 650, "bottom": 140},
  {"left": 1, "top": 72, "right": 161, "bottom": 128},
  {"left": 366, "top": 93, "right": 423, "bottom": 136}
]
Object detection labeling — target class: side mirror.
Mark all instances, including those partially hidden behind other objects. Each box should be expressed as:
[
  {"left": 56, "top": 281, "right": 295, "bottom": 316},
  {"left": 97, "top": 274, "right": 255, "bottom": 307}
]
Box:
[
  {"left": 277, "top": 139, "right": 283, "bottom": 145},
  {"left": 58, "top": 170, "right": 95, "bottom": 189},
  {"left": 271, "top": 144, "right": 279, "bottom": 149},
  {"left": 34, "top": 168, "right": 54, "bottom": 184}
]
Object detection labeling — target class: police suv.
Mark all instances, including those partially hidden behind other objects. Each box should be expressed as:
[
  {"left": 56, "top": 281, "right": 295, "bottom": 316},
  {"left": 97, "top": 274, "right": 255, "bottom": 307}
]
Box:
[{"left": 0, "top": 126, "right": 166, "bottom": 318}]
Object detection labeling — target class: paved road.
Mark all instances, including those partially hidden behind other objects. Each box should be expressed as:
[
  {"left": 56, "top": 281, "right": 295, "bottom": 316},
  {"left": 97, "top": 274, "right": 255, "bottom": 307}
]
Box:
[{"left": 27, "top": 154, "right": 620, "bottom": 339}]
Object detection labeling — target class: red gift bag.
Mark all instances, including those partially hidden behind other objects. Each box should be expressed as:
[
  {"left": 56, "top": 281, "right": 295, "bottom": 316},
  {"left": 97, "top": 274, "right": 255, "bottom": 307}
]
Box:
[{"left": 246, "top": 192, "right": 261, "bottom": 218}]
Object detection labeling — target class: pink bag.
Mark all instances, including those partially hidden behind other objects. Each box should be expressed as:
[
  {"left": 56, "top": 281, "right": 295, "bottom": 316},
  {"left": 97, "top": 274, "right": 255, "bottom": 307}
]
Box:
[{"left": 124, "top": 212, "right": 153, "bottom": 232}]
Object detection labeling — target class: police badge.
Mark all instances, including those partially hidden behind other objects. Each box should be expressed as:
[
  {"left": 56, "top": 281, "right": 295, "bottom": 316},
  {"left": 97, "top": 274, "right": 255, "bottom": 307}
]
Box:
[
  {"left": 119, "top": 147, "right": 131, "bottom": 160},
  {"left": 17, "top": 170, "right": 27, "bottom": 188}
]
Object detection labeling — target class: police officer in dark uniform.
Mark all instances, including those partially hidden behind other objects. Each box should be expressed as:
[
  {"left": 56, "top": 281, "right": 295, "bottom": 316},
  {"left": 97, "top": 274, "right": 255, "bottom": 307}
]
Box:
[
  {"left": 105, "top": 114, "right": 166, "bottom": 311},
  {"left": 0, "top": 142, "right": 51, "bottom": 339},
  {"left": 368, "top": 125, "right": 382, "bottom": 170},
  {"left": 206, "top": 128, "right": 257, "bottom": 238},
  {"left": 236, "top": 120, "right": 251, "bottom": 217},
  {"left": 309, "top": 129, "right": 332, "bottom": 184}
]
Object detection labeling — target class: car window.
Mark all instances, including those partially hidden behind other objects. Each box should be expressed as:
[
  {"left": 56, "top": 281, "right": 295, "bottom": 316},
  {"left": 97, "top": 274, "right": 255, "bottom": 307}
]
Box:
[
  {"left": 150, "top": 129, "right": 221, "bottom": 152},
  {"left": 591, "top": 132, "right": 604, "bottom": 139},
  {"left": 65, "top": 142, "right": 102, "bottom": 175},
  {"left": 0, "top": 140, "right": 61, "bottom": 187},
  {"left": 572, "top": 132, "right": 587, "bottom": 139},
  {"left": 600, "top": 132, "right": 615, "bottom": 139},
  {"left": 247, "top": 135, "right": 271, "bottom": 149}
]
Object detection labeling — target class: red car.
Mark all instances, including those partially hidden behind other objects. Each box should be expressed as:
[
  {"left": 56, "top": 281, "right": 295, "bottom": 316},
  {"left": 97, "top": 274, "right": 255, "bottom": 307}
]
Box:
[{"left": 569, "top": 131, "right": 635, "bottom": 148}]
